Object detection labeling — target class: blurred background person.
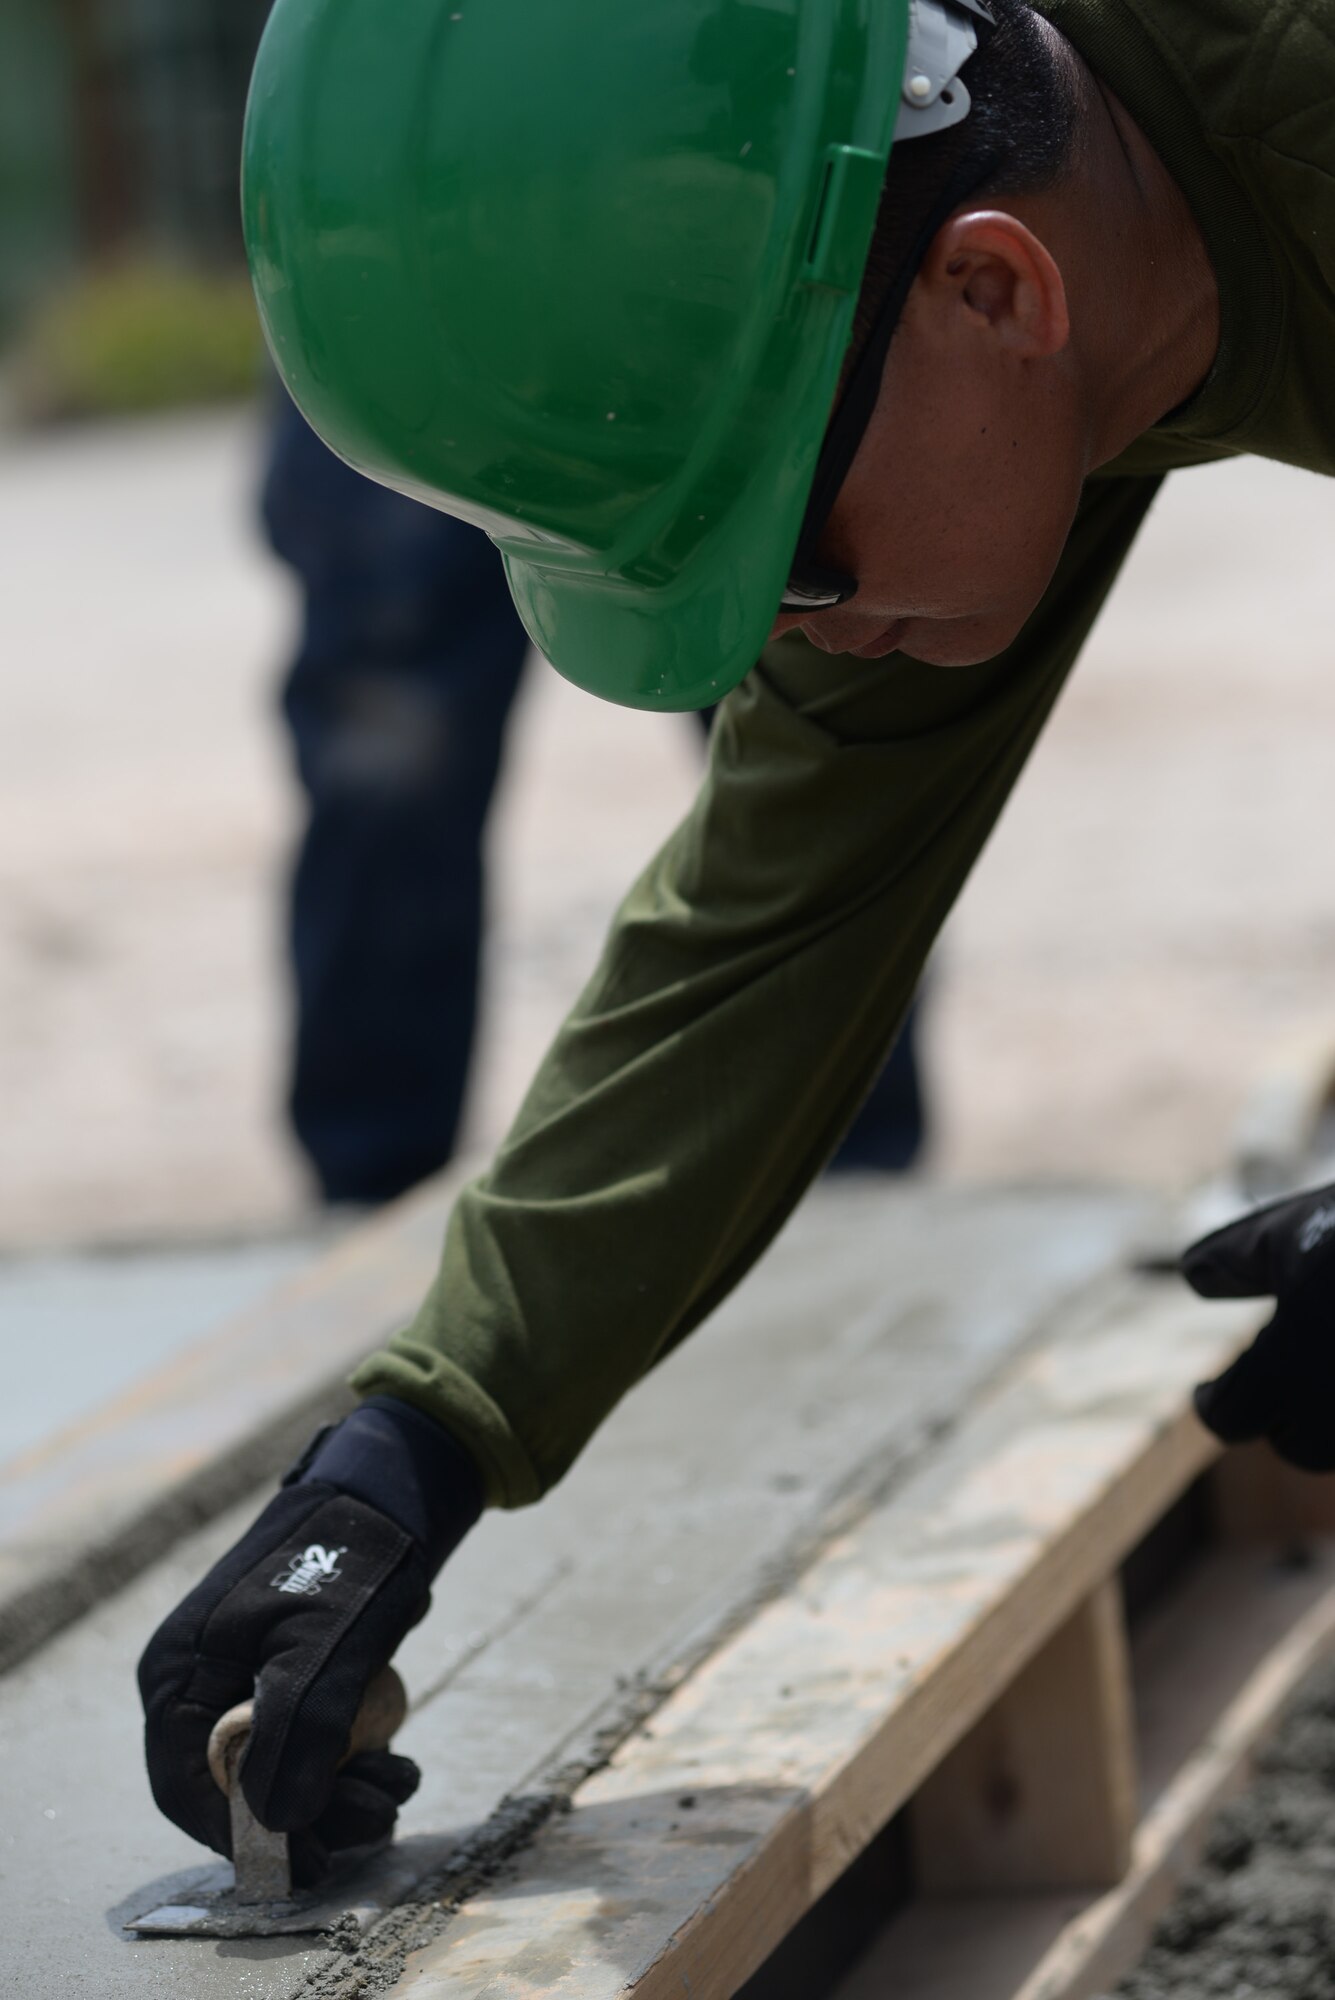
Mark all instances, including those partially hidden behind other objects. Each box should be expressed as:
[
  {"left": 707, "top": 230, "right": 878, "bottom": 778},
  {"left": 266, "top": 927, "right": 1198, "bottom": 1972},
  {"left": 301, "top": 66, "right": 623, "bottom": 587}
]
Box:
[{"left": 261, "top": 396, "right": 530, "bottom": 1205}]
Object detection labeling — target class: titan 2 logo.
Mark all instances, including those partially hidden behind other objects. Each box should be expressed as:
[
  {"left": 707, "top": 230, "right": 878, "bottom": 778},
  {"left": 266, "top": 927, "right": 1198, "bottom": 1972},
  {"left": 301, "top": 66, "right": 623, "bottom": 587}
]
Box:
[
  {"left": 271, "top": 1543, "right": 347, "bottom": 1596},
  {"left": 1299, "top": 1203, "right": 1335, "bottom": 1255}
]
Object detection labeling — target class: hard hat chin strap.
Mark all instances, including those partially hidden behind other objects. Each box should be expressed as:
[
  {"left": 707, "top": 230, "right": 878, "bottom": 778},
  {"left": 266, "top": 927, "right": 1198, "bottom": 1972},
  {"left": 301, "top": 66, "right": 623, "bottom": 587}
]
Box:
[{"left": 778, "top": 0, "right": 999, "bottom": 619}]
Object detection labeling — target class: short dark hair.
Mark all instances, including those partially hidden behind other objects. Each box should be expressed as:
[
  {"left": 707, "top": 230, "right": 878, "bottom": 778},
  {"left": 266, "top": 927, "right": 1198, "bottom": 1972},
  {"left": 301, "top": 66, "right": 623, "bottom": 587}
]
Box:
[{"left": 851, "top": 0, "right": 1081, "bottom": 357}]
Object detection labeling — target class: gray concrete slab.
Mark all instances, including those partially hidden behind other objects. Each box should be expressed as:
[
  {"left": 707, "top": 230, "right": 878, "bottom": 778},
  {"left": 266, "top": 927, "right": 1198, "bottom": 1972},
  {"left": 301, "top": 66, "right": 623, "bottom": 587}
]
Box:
[
  {"left": 0, "top": 1237, "right": 325, "bottom": 1462},
  {"left": 0, "top": 1181, "right": 1149, "bottom": 1999},
  {"left": 0, "top": 1174, "right": 462, "bottom": 1677}
]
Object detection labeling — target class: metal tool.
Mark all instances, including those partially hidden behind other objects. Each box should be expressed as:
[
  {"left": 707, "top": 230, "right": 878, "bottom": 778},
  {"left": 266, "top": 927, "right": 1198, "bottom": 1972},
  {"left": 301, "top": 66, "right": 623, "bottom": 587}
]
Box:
[
  {"left": 210, "top": 1661, "right": 406, "bottom": 1903},
  {"left": 127, "top": 1664, "right": 410, "bottom": 1939}
]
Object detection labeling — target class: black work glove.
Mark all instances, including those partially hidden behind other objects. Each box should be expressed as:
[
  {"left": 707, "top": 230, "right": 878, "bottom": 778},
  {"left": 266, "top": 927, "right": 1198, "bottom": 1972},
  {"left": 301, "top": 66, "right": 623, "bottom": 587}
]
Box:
[
  {"left": 138, "top": 1396, "right": 483, "bottom": 1886},
  {"left": 1183, "top": 1180, "right": 1335, "bottom": 1472}
]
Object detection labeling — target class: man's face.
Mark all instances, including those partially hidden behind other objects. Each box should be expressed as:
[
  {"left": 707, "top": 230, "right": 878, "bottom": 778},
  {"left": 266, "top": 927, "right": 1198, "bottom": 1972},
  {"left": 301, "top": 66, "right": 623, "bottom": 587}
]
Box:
[{"left": 770, "top": 210, "right": 1087, "bottom": 667}]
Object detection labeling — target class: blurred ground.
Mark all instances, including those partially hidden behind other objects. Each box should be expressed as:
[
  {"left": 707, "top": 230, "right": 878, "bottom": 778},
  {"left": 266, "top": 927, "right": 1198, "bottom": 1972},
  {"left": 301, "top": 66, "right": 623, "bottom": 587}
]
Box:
[
  {"left": 3, "top": 408, "right": 1335, "bottom": 1252},
  {"left": 0, "top": 1236, "right": 316, "bottom": 1458}
]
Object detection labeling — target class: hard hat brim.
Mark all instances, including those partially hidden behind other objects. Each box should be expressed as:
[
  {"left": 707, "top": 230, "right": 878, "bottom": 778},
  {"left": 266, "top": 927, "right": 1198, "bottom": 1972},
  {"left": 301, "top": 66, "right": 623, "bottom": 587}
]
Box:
[
  {"left": 244, "top": 0, "right": 913, "bottom": 712},
  {"left": 505, "top": 515, "right": 795, "bottom": 713},
  {"left": 504, "top": 406, "right": 825, "bottom": 714}
]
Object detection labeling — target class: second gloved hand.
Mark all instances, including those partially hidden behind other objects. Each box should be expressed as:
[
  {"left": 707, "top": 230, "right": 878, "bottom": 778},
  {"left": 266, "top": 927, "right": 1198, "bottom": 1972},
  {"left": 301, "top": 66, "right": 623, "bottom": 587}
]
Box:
[
  {"left": 1183, "top": 1179, "right": 1335, "bottom": 1472},
  {"left": 138, "top": 1396, "right": 483, "bottom": 1885}
]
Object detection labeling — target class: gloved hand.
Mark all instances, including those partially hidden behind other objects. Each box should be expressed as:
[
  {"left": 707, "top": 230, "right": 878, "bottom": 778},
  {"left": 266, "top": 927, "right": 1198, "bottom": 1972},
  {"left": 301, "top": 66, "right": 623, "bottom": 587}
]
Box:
[
  {"left": 1183, "top": 1179, "right": 1335, "bottom": 1472},
  {"left": 138, "top": 1395, "right": 483, "bottom": 1885}
]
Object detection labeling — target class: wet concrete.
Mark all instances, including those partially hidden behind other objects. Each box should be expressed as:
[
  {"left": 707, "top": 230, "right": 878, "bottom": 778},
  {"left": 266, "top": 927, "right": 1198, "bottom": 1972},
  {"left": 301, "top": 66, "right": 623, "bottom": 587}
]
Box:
[
  {"left": 1116, "top": 1655, "right": 1335, "bottom": 1999},
  {"left": 0, "top": 1182, "right": 1146, "bottom": 2000},
  {"left": 0, "top": 1236, "right": 323, "bottom": 1462}
]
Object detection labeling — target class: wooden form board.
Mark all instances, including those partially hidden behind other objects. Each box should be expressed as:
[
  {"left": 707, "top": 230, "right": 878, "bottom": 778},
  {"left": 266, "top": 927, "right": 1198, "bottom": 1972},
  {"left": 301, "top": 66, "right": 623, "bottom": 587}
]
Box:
[
  {"left": 386, "top": 1277, "right": 1261, "bottom": 2000},
  {"left": 837, "top": 1543, "right": 1335, "bottom": 2000},
  {"left": 912, "top": 1576, "right": 1138, "bottom": 1896},
  {"left": 1012, "top": 1568, "right": 1335, "bottom": 2000}
]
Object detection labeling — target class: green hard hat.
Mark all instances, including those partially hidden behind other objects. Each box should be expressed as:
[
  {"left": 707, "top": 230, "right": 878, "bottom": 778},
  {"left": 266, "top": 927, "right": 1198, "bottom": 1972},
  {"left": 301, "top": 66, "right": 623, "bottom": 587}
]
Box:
[{"left": 243, "top": 0, "right": 983, "bottom": 709}]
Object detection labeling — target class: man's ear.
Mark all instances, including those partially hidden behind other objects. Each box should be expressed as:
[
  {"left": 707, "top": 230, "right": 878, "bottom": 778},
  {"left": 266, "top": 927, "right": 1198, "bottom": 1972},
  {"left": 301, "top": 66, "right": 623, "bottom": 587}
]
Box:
[{"left": 920, "top": 208, "right": 1070, "bottom": 359}]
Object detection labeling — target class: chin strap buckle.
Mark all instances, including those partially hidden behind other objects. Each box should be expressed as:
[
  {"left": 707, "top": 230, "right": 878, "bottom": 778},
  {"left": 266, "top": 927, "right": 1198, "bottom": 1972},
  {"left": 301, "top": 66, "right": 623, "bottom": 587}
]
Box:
[{"left": 898, "top": 0, "right": 996, "bottom": 140}]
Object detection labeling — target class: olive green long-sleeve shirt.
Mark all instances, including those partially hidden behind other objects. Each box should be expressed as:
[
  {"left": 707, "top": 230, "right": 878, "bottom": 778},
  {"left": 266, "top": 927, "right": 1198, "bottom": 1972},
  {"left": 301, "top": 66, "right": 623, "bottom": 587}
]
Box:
[{"left": 352, "top": 0, "right": 1335, "bottom": 1507}]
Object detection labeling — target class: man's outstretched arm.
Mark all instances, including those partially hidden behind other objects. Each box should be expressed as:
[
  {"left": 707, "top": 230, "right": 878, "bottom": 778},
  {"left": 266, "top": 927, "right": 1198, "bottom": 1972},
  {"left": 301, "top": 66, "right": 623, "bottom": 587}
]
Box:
[
  {"left": 140, "top": 471, "right": 1163, "bottom": 1875},
  {"left": 352, "top": 471, "right": 1166, "bottom": 1506}
]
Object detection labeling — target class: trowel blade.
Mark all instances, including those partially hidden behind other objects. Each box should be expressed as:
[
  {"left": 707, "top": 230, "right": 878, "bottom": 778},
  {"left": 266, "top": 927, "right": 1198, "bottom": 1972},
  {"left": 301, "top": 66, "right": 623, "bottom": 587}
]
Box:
[
  {"left": 126, "top": 1883, "right": 378, "bottom": 1939},
  {"left": 124, "top": 1832, "right": 448, "bottom": 1940}
]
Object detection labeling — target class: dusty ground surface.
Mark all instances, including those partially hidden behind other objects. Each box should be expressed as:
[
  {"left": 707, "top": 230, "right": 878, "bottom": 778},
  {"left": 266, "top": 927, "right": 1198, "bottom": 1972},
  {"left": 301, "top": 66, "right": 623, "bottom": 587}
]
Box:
[
  {"left": 4, "top": 407, "right": 1335, "bottom": 1249},
  {"left": 1115, "top": 1654, "right": 1335, "bottom": 2000}
]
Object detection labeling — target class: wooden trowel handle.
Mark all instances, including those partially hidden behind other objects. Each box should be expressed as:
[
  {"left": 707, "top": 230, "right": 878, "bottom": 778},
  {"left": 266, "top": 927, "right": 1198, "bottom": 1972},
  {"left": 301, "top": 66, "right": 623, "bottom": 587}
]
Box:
[{"left": 207, "top": 1663, "right": 408, "bottom": 1797}]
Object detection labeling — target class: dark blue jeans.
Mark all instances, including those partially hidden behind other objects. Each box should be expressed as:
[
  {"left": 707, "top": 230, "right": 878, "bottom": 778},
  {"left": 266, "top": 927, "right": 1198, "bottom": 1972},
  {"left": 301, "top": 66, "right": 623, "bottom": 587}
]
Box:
[
  {"left": 263, "top": 400, "right": 529, "bottom": 1200},
  {"left": 263, "top": 400, "right": 925, "bottom": 1201}
]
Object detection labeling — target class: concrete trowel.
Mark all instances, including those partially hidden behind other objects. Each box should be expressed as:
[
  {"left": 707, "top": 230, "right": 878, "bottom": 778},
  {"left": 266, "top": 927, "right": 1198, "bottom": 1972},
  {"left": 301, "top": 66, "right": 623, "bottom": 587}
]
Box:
[{"left": 127, "top": 1664, "right": 412, "bottom": 1939}]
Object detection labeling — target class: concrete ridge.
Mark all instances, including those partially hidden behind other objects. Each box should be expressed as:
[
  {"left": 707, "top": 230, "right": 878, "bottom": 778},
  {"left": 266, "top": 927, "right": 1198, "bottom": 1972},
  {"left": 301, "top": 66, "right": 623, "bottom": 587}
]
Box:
[{"left": 0, "top": 1167, "right": 471, "bottom": 1676}]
